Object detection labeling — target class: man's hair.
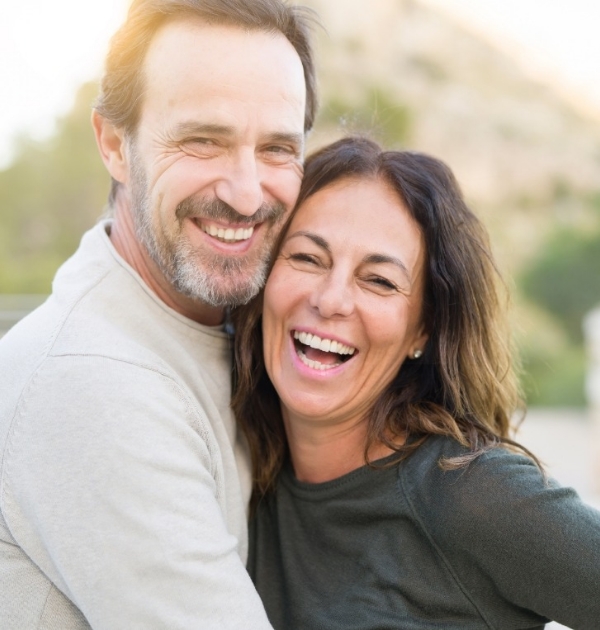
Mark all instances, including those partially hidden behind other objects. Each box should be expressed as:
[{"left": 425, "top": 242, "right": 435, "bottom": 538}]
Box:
[
  {"left": 95, "top": 0, "right": 319, "bottom": 203},
  {"left": 233, "top": 136, "right": 529, "bottom": 501}
]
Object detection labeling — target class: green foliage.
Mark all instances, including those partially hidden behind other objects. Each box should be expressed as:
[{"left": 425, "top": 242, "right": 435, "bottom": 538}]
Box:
[
  {"left": 520, "top": 228, "right": 600, "bottom": 343},
  {"left": 319, "top": 86, "right": 413, "bottom": 147},
  {"left": 0, "top": 82, "right": 110, "bottom": 293},
  {"left": 520, "top": 342, "right": 587, "bottom": 407}
]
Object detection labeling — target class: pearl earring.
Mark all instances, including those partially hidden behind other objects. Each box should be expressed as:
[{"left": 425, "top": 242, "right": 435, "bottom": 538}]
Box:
[{"left": 412, "top": 349, "right": 423, "bottom": 359}]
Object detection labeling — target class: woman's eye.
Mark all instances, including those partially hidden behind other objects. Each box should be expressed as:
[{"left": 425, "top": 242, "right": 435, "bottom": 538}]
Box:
[
  {"left": 367, "top": 276, "right": 398, "bottom": 291},
  {"left": 288, "top": 252, "right": 319, "bottom": 265}
]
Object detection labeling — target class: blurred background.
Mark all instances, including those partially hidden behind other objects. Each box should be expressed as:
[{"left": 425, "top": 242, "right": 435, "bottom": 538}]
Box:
[
  {"left": 1, "top": 1, "right": 599, "bottom": 626},
  {"left": 2, "top": 0, "right": 600, "bottom": 525}
]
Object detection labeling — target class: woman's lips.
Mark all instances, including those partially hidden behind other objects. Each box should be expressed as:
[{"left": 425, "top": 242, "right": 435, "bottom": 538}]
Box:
[{"left": 292, "top": 330, "right": 357, "bottom": 372}]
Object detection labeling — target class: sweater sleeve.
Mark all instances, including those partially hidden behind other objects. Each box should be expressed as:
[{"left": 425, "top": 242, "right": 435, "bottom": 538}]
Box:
[
  {"left": 403, "top": 439, "right": 600, "bottom": 630},
  {"left": 1, "top": 354, "right": 272, "bottom": 630}
]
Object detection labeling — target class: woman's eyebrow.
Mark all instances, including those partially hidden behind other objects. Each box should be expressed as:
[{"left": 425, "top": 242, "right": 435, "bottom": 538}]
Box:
[
  {"left": 363, "top": 253, "right": 412, "bottom": 283},
  {"left": 284, "top": 231, "right": 331, "bottom": 253}
]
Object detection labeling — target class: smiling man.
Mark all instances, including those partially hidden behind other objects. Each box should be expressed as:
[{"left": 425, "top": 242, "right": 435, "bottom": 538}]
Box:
[{"left": 0, "top": 1, "right": 317, "bottom": 628}]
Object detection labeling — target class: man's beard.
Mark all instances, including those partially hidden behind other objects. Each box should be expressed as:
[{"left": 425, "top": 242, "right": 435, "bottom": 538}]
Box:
[{"left": 128, "top": 153, "right": 287, "bottom": 308}]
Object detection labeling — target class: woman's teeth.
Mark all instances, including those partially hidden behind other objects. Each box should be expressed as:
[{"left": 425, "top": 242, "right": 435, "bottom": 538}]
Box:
[
  {"left": 200, "top": 223, "right": 254, "bottom": 243},
  {"left": 294, "top": 330, "right": 356, "bottom": 356},
  {"left": 297, "top": 349, "right": 340, "bottom": 371}
]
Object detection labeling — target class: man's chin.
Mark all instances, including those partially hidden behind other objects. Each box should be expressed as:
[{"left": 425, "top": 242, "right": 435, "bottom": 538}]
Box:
[{"left": 174, "top": 271, "right": 264, "bottom": 308}]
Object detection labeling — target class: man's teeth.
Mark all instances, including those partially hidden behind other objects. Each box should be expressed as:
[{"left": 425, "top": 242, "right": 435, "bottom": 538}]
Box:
[
  {"left": 293, "top": 331, "right": 356, "bottom": 356},
  {"left": 200, "top": 223, "right": 254, "bottom": 243}
]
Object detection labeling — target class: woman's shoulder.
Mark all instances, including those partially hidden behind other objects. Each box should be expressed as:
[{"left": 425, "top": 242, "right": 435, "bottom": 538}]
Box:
[
  {"left": 399, "top": 434, "right": 583, "bottom": 537},
  {"left": 402, "top": 434, "right": 543, "bottom": 488}
]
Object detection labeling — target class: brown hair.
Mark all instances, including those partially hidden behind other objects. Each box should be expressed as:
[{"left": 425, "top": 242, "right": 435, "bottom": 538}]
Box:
[
  {"left": 233, "top": 136, "right": 527, "bottom": 498},
  {"left": 95, "top": 0, "right": 319, "bottom": 203}
]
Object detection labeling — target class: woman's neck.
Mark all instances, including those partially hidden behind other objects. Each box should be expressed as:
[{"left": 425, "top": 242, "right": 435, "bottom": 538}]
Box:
[{"left": 284, "top": 413, "right": 398, "bottom": 484}]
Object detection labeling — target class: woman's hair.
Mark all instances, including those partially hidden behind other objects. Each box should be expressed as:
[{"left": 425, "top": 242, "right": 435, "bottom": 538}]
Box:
[{"left": 233, "top": 136, "right": 526, "bottom": 498}]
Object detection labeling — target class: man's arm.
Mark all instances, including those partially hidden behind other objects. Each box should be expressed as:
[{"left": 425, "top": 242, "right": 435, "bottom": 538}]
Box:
[{"left": 2, "top": 353, "right": 273, "bottom": 629}]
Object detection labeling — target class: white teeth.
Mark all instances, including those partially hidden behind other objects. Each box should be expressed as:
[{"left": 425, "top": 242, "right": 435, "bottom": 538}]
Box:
[
  {"left": 199, "top": 223, "right": 255, "bottom": 242},
  {"left": 293, "top": 331, "right": 357, "bottom": 358},
  {"left": 297, "top": 350, "right": 341, "bottom": 371}
]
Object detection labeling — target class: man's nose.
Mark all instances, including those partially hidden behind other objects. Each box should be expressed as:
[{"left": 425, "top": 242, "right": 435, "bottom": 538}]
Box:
[{"left": 214, "top": 149, "right": 264, "bottom": 218}]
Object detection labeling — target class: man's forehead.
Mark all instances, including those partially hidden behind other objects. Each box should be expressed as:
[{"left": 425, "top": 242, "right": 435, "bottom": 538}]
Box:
[
  {"left": 137, "top": 18, "right": 307, "bottom": 137},
  {"left": 142, "top": 17, "right": 304, "bottom": 87}
]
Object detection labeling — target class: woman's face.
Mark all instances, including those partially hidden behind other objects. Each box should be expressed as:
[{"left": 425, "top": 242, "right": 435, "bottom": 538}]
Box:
[{"left": 262, "top": 176, "right": 428, "bottom": 430}]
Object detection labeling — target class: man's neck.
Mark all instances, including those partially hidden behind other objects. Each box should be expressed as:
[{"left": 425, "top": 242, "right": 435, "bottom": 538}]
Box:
[{"left": 108, "top": 194, "right": 225, "bottom": 327}]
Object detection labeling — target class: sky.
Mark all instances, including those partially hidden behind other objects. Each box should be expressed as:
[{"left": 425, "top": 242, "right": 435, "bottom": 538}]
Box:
[
  {"left": 0, "top": 0, "right": 599, "bottom": 169},
  {"left": 0, "top": 0, "right": 128, "bottom": 168},
  {"left": 420, "top": 0, "right": 600, "bottom": 115}
]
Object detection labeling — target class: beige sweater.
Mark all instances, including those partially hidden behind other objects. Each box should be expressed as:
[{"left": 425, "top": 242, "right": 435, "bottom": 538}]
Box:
[{"left": 0, "top": 221, "right": 272, "bottom": 629}]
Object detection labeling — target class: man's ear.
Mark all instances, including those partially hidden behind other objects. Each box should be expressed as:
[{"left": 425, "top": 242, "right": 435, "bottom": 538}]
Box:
[{"left": 92, "top": 110, "right": 129, "bottom": 184}]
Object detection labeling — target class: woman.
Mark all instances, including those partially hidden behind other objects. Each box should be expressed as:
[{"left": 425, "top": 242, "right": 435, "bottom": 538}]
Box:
[{"left": 233, "top": 137, "right": 600, "bottom": 629}]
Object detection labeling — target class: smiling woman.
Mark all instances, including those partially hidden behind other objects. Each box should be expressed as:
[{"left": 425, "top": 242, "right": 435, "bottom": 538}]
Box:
[
  {"left": 233, "top": 136, "right": 600, "bottom": 630},
  {"left": 261, "top": 176, "right": 428, "bottom": 460}
]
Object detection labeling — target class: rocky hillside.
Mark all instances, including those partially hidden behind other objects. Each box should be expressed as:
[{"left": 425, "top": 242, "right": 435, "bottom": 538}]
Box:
[{"left": 304, "top": 0, "right": 600, "bottom": 273}]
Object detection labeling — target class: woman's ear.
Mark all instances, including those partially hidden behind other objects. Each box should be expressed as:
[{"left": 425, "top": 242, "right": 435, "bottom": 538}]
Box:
[
  {"left": 409, "top": 326, "right": 429, "bottom": 359},
  {"left": 91, "top": 110, "right": 129, "bottom": 185}
]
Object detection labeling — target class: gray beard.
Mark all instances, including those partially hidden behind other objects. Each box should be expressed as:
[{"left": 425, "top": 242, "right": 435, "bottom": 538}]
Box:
[{"left": 128, "top": 150, "right": 286, "bottom": 308}]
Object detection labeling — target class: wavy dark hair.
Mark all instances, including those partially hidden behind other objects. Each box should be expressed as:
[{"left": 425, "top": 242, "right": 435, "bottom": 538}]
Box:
[
  {"left": 233, "top": 136, "right": 527, "bottom": 499},
  {"left": 94, "top": 0, "right": 319, "bottom": 205}
]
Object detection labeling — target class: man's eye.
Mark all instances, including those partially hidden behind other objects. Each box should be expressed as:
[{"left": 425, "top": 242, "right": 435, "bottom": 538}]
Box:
[
  {"left": 190, "top": 138, "right": 216, "bottom": 146},
  {"left": 266, "top": 145, "right": 291, "bottom": 153},
  {"left": 181, "top": 137, "right": 218, "bottom": 149},
  {"left": 264, "top": 145, "right": 298, "bottom": 163}
]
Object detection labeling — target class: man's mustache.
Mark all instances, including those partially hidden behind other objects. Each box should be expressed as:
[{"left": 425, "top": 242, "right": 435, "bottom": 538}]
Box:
[{"left": 175, "top": 196, "right": 286, "bottom": 225}]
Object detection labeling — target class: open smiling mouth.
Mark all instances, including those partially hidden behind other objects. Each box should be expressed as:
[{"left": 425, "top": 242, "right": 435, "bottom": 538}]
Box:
[
  {"left": 293, "top": 330, "right": 357, "bottom": 371},
  {"left": 195, "top": 220, "right": 255, "bottom": 244}
]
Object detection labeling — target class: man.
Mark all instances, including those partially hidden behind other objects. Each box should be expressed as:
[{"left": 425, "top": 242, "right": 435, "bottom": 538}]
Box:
[{"left": 0, "top": 0, "right": 317, "bottom": 627}]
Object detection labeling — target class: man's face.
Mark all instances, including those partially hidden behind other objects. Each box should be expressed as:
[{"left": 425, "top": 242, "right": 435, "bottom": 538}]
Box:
[{"left": 126, "top": 19, "right": 306, "bottom": 307}]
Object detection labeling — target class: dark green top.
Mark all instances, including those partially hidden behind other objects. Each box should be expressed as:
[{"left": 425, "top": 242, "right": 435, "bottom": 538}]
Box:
[{"left": 249, "top": 435, "right": 600, "bottom": 630}]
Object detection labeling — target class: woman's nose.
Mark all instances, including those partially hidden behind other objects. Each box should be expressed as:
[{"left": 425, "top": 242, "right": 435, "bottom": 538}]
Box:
[{"left": 308, "top": 274, "right": 355, "bottom": 319}]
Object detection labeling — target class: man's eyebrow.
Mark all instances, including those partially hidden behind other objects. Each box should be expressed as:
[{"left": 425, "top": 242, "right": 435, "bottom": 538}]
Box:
[
  {"left": 172, "top": 122, "right": 235, "bottom": 138},
  {"left": 263, "top": 131, "right": 305, "bottom": 147},
  {"left": 363, "top": 253, "right": 412, "bottom": 283},
  {"left": 284, "top": 231, "right": 330, "bottom": 252}
]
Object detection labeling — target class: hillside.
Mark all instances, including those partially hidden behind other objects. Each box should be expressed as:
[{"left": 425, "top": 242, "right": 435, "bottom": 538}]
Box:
[{"left": 305, "top": 0, "right": 600, "bottom": 272}]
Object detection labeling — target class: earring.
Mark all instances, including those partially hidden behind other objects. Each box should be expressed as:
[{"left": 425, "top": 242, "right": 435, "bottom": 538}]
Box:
[{"left": 412, "top": 349, "right": 423, "bottom": 359}]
